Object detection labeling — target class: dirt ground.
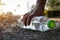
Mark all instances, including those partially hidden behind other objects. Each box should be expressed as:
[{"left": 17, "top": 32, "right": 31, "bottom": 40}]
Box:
[
  {"left": 0, "top": 25, "right": 60, "bottom": 40},
  {"left": 0, "top": 18, "right": 60, "bottom": 40}
]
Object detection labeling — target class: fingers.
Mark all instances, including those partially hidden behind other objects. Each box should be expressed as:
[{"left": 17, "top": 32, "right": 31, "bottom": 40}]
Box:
[
  {"left": 23, "top": 15, "right": 28, "bottom": 26},
  {"left": 23, "top": 16, "right": 27, "bottom": 26},
  {"left": 22, "top": 13, "right": 29, "bottom": 26},
  {"left": 27, "top": 16, "right": 31, "bottom": 25},
  {"left": 27, "top": 16, "right": 33, "bottom": 26},
  {"left": 22, "top": 13, "right": 34, "bottom": 26}
]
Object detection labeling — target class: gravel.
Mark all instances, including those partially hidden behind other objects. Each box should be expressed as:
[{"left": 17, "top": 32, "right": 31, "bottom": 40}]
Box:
[{"left": 0, "top": 26, "right": 60, "bottom": 40}]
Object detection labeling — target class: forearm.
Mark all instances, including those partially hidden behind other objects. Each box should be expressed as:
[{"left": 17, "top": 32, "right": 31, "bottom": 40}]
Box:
[
  {"left": 36, "top": 0, "right": 46, "bottom": 16},
  {"left": 29, "top": 0, "right": 46, "bottom": 16},
  {"left": 30, "top": 0, "right": 46, "bottom": 16}
]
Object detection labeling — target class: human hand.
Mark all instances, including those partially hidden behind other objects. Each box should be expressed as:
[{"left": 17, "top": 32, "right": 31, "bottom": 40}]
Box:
[{"left": 22, "top": 12, "right": 35, "bottom": 26}]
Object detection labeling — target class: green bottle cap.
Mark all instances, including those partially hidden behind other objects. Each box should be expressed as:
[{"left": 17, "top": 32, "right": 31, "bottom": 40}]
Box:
[{"left": 47, "top": 20, "right": 56, "bottom": 29}]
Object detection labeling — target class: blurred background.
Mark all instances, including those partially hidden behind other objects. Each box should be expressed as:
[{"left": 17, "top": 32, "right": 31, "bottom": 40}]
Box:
[
  {"left": 0, "top": 0, "right": 37, "bottom": 15},
  {"left": 0, "top": 0, "right": 60, "bottom": 40},
  {"left": 0, "top": 0, "right": 60, "bottom": 28},
  {"left": 0, "top": 0, "right": 60, "bottom": 17},
  {"left": 45, "top": 0, "right": 60, "bottom": 18}
]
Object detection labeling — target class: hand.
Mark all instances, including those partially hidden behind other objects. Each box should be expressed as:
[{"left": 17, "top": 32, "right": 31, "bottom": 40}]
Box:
[
  {"left": 22, "top": 0, "right": 46, "bottom": 26},
  {"left": 22, "top": 12, "right": 35, "bottom": 26},
  {"left": 22, "top": 8, "right": 44, "bottom": 26}
]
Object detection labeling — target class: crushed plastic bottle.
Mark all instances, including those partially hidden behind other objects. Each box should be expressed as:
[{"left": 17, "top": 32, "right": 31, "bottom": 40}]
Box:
[
  {"left": 18, "top": 16, "right": 59, "bottom": 31},
  {"left": 30, "top": 16, "right": 56, "bottom": 31}
]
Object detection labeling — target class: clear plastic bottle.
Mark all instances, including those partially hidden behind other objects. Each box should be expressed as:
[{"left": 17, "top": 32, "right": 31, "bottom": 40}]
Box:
[
  {"left": 18, "top": 16, "right": 57, "bottom": 31},
  {"left": 31, "top": 16, "right": 56, "bottom": 31}
]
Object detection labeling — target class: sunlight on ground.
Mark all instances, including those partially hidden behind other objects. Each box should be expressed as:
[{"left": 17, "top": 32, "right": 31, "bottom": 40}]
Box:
[{"left": 0, "top": 0, "right": 37, "bottom": 15}]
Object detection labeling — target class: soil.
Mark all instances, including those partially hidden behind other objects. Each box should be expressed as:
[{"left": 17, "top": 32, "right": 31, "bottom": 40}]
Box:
[{"left": 0, "top": 25, "right": 60, "bottom": 40}]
